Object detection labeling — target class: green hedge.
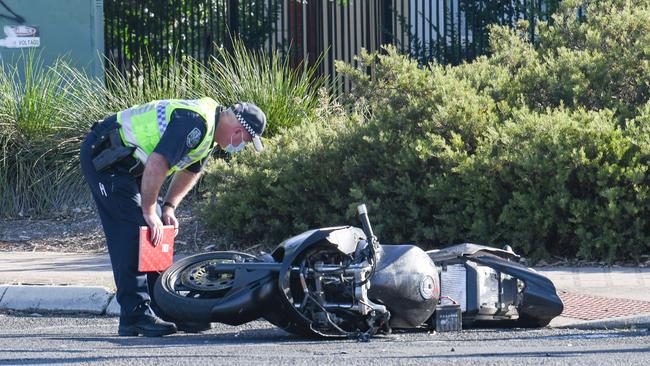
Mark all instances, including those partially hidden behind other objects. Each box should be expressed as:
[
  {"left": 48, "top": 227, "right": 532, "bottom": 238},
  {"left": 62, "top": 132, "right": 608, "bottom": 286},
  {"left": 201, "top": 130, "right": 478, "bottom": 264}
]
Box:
[
  {"left": 202, "top": 1, "right": 650, "bottom": 261},
  {"left": 453, "top": 0, "right": 650, "bottom": 122},
  {"left": 434, "top": 108, "right": 649, "bottom": 261}
]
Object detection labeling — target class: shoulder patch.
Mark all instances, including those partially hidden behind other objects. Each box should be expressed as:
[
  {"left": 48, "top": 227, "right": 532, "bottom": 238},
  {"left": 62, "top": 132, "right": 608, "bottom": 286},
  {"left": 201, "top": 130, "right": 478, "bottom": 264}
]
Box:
[{"left": 186, "top": 127, "right": 202, "bottom": 149}]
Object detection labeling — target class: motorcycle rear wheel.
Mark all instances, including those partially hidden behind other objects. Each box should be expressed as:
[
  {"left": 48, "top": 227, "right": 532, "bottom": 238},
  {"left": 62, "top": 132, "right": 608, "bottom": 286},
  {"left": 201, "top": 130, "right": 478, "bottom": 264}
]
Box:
[{"left": 153, "top": 251, "right": 256, "bottom": 322}]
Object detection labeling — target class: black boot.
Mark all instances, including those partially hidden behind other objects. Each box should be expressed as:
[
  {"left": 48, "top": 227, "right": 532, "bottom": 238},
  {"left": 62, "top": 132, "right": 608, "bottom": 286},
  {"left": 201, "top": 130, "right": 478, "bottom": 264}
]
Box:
[{"left": 118, "top": 315, "right": 178, "bottom": 337}]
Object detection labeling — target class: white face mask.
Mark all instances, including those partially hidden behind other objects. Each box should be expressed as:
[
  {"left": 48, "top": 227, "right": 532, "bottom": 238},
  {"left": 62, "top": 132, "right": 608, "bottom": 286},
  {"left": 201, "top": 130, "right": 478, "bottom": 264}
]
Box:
[{"left": 224, "top": 133, "right": 245, "bottom": 154}]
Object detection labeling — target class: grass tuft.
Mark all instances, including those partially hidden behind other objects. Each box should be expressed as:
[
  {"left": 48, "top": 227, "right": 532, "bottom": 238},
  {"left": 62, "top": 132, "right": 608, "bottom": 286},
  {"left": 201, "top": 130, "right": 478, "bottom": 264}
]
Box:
[{"left": 0, "top": 41, "right": 327, "bottom": 218}]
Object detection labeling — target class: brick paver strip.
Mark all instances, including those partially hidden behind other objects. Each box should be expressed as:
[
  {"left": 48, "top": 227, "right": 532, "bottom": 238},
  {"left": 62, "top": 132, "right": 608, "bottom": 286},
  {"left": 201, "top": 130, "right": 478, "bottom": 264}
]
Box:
[{"left": 559, "top": 291, "right": 650, "bottom": 320}]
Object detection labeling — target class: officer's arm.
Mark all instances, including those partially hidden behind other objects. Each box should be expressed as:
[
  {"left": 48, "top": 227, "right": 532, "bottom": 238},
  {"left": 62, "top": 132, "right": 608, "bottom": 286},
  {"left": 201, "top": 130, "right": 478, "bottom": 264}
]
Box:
[
  {"left": 140, "top": 152, "right": 170, "bottom": 215},
  {"left": 163, "top": 169, "right": 202, "bottom": 208}
]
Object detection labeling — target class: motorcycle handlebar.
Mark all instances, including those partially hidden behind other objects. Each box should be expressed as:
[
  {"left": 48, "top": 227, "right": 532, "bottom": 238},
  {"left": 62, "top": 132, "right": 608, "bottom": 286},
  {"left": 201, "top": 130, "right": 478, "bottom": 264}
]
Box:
[{"left": 357, "top": 204, "right": 375, "bottom": 242}]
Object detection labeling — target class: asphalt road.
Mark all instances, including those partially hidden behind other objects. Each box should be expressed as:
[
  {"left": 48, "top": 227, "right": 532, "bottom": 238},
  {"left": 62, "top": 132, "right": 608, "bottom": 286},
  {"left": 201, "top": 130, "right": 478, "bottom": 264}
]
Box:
[{"left": 0, "top": 313, "right": 648, "bottom": 366}]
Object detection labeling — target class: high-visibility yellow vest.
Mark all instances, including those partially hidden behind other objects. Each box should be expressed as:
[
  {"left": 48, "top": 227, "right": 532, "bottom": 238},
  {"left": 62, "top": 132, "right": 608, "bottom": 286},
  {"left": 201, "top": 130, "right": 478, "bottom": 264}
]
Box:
[{"left": 116, "top": 98, "right": 217, "bottom": 175}]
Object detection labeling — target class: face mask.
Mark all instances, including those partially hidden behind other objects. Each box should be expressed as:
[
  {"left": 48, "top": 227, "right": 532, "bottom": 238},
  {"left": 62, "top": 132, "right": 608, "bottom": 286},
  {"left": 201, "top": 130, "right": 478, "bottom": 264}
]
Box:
[{"left": 224, "top": 133, "right": 245, "bottom": 154}]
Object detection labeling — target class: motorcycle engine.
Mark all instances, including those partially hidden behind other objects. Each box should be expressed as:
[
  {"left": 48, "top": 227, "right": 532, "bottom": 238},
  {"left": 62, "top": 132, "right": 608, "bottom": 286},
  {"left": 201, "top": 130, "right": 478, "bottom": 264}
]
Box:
[
  {"left": 285, "top": 243, "right": 391, "bottom": 337},
  {"left": 281, "top": 239, "right": 439, "bottom": 337}
]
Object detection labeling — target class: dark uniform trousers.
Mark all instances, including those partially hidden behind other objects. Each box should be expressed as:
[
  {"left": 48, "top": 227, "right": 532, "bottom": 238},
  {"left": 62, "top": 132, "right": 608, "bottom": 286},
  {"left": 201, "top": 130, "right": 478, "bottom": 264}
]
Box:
[{"left": 79, "top": 116, "right": 162, "bottom": 323}]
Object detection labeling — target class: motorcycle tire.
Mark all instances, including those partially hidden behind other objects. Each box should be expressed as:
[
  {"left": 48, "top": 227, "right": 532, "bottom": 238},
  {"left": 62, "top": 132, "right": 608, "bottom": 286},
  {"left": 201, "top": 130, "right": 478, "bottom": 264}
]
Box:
[{"left": 153, "top": 251, "right": 257, "bottom": 322}]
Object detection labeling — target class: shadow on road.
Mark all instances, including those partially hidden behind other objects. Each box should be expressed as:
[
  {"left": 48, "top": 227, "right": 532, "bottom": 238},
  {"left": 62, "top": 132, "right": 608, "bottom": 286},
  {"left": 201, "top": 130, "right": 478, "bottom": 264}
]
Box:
[{"left": 47, "top": 327, "right": 330, "bottom": 347}]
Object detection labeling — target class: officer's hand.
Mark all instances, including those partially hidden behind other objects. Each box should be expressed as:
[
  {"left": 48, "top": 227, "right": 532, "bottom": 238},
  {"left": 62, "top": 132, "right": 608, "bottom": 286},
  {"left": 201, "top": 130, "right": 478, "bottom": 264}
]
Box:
[
  {"left": 143, "top": 211, "right": 164, "bottom": 247},
  {"left": 162, "top": 207, "right": 179, "bottom": 238}
]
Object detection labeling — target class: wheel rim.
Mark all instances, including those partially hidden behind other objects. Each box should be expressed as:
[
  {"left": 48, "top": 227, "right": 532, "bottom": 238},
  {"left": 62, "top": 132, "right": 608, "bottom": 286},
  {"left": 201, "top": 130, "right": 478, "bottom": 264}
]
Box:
[{"left": 180, "top": 259, "right": 236, "bottom": 292}]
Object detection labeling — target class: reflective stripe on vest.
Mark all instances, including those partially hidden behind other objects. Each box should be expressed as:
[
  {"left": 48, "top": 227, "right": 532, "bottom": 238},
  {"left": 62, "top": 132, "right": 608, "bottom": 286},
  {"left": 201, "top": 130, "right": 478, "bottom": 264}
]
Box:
[{"left": 116, "top": 98, "right": 217, "bottom": 175}]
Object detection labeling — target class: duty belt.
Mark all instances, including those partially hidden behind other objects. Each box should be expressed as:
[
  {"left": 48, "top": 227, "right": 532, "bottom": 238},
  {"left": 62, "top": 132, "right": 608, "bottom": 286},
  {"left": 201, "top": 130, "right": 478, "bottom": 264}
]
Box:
[{"left": 90, "top": 120, "right": 144, "bottom": 176}]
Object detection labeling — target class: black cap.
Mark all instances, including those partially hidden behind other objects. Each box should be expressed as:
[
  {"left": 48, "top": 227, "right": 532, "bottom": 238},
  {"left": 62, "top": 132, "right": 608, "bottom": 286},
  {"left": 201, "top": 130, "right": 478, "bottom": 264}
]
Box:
[{"left": 232, "top": 102, "right": 266, "bottom": 152}]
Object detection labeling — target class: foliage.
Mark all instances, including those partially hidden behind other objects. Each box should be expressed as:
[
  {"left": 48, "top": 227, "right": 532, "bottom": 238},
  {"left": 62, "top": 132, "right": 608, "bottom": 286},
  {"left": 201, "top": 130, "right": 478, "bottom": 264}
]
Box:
[
  {"left": 201, "top": 98, "right": 356, "bottom": 247},
  {"left": 452, "top": 0, "right": 650, "bottom": 122},
  {"left": 392, "top": 0, "right": 562, "bottom": 65},
  {"left": 203, "top": 39, "right": 327, "bottom": 136},
  {"left": 0, "top": 41, "right": 325, "bottom": 217},
  {"left": 202, "top": 2, "right": 650, "bottom": 262},
  {"left": 102, "top": 38, "right": 326, "bottom": 137},
  {"left": 0, "top": 54, "right": 93, "bottom": 216},
  {"left": 434, "top": 108, "right": 649, "bottom": 261},
  {"left": 203, "top": 46, "right": 500, "bottom": 246}
]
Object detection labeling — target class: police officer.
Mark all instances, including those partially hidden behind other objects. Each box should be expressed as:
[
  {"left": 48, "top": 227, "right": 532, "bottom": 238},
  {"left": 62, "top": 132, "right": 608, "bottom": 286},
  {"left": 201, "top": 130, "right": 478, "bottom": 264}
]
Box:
[{"left": 79, "top": 98, "right": 266, "bottom": 337}]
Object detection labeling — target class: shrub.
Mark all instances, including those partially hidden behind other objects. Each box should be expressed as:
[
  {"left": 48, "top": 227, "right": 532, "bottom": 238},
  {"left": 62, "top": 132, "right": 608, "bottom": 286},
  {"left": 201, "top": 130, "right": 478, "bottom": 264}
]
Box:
[
  {"left": 201, "top": 97, "right": 357, "bottom": 247},
  {"left": 434, "top": 108, "right": 650, "bottom": 261},
  {"left": 201, "top": 46, "right": 500, "bottom": 247},
  {"left": 0, "top": 55, "right": 91, "bottom": 216},
  {"left": 203, "top": 39, "right": 327, "bottom": 136},
  {"left": 202, "top": 36, "right": 650, "bottom": 261},
  {"left": 101, "top": 38, "right": 328, "bottom": 137},
  {"left": 453, "top": 0, "right": 650, "bottom": 123},
  {"left": 0, "top": 54, "right": 199, "bottom": 217},
  {"left": 0, "top": 41, "right": 326, "bottom": 217}
]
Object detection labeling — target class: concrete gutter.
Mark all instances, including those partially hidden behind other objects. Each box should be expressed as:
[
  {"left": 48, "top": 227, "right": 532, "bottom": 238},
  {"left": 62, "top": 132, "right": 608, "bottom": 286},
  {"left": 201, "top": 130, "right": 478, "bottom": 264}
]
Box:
[
  {"left": 106, "top": 296, "right": 120, "bottom": 316},
  {"left": 0, "top": 285, "right": 113, "bottom": 314},
  {"left": 553, "top": 314, "right": 650, "bottom": 330}
]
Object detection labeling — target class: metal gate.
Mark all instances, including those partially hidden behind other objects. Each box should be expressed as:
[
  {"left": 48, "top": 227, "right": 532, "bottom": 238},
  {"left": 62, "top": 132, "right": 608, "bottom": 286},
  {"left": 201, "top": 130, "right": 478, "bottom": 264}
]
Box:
[{"left": 104, "top": 0, "right": 559, "bottom": 89}]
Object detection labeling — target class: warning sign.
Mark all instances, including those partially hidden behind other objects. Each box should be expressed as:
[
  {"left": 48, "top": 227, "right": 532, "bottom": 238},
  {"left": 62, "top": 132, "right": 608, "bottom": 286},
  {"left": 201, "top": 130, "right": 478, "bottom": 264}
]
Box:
[{"left": 0, "top": 25, "right": 40, "bottom": 48}]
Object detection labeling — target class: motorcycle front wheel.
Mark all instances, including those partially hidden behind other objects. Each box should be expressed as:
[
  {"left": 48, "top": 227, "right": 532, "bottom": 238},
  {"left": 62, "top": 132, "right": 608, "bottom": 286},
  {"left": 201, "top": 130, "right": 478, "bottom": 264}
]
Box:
[{"left": 153, "top": 251, "right": 257, "bottom": 322}]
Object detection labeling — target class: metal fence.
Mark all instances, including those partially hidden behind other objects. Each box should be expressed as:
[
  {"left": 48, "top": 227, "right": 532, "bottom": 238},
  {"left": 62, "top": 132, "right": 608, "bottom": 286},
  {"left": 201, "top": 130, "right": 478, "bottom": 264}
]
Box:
[
  {"left": 104, "top": 0, "right": 560, "bottom": 91},
  {"left": 388, "top": 0, "right": 560, "bottom": 64}
]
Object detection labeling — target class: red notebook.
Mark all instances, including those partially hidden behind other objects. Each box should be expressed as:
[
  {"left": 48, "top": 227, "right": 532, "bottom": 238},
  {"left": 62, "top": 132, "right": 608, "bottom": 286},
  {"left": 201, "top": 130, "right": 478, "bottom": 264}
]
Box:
[{"left": 138, "top": 225, "right": 175, "bottom": 272}]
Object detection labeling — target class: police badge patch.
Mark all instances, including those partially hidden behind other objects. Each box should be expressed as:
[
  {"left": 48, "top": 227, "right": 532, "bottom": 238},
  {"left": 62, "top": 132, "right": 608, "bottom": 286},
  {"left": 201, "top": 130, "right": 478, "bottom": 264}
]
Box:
[{"left": 186, "top": 128, "right": 202, "bottom": 148}]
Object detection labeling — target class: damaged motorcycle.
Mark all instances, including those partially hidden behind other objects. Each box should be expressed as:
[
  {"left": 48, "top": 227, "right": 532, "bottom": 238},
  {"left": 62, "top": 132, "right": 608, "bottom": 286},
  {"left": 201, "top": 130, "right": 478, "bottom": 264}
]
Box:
[{"left": 154, "top": 204, "right": 563, "bottom": 339}]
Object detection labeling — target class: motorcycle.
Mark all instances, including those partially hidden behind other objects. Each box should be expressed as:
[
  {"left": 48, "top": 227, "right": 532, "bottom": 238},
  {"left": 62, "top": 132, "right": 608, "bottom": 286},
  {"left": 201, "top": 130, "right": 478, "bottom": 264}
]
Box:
[{"left": 154, "top": 204, "right": 563, "bottom": 339}]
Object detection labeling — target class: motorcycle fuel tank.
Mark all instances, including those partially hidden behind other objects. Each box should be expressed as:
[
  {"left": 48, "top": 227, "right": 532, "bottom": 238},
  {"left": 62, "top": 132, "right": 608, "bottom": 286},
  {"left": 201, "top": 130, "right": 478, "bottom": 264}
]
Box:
[{"left": 368, "top": 245, "right": 440, "bottom": 328}]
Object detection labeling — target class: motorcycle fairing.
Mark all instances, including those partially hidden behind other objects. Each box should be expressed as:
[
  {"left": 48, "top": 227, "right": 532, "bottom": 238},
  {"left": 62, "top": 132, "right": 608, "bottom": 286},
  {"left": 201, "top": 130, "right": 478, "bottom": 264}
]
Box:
[
  {"left": 207, "top": 266, "right": 278, "bottom": 325},
  {"left": 265, "top": 226, "right": 368, "bottom": 336},
  {"left": 427, "top": 243, "right": 520, "bottom": 262},
  {"left": 271, "top": 226, "right": 364, "bottom": 262},
  {"left": 428, "top": 243, "right": 563, "bottom": 327},
  {"left": 467, "top": 254, "right": 564, "bottom": 327},
  {"left": 153, "top": 251, "right": 280, "bottom": 325},
  {"left": 273, "top": 225, "right": 365, "bottom": 308}
]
